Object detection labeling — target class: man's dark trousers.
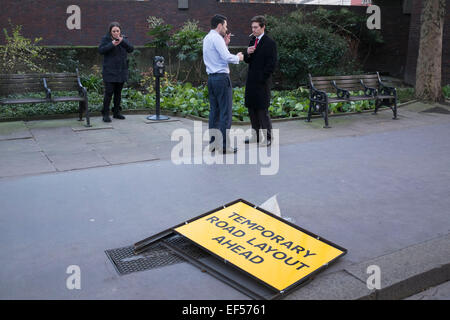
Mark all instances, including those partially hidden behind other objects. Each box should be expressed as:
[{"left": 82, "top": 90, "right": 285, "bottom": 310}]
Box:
[
  {"left": 207, "top": 73, "right": 232, "bottom": 148},
  {"left": 248, "top": 107, "right": 272, "bottom": 141}
]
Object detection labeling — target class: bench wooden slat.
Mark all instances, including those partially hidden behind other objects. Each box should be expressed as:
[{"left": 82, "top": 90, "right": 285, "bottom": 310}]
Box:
[
  {"left": 47, "top": 81, "right": 79, "bottom": 87},
  {"left": 0, "top": 79, "right": 43, "bottom": 85},
  {"left": 0, "top": 74, "right": 43, "bottom": 80},
  {"left": 52, "top": 96, "right": 84, "bottom": 102},
  {"left": 0, "top": 85, "right": 45, "bottom": 95},
  {"left": 42, "top": 73, "right": 77, "bottom": 77},
  {"left": 377, "top": 95, "right": 396, "bottom": 99},
  {"left": 0, "top": 97, "right": 49, "bottom": 104},
  {"left": 311, "top": 74, "right": 379, "bottom": 81},
  {"left": 44, "top": 77, "right": 78, "bottom": 83},
  {"left": 0, "top": 82, "right": 43, "bottom": 88},
  {"left": 313, "top": 84, "right": 367, "bottom": 90},
  {"left": 46, "top": 85, "right": 81, "bottom": 91},
  {"left": 314, "top": 85, "right": 363, "bottom": 91},
  {"left": 328, "top": 97, "right": 348, "bottom": 103},
  {"left": 349, "top": 96, "right": 374, "bottom": 101},
  {"left": 313, "top": 79, "right": 378, "bottom": 86}
]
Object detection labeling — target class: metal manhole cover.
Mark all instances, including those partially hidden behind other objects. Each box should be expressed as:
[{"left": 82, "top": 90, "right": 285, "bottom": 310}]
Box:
[
  {"left": 105, "top": 235, "right": 210, "bottom": 275},
  {"left": 421, "top": 107, "right": 450, "bottom": 114}
]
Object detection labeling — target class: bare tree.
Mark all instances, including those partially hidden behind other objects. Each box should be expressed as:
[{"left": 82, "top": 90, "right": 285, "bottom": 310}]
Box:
[{"left": 415, "top": 0, "right": 446, "bottom": 102}]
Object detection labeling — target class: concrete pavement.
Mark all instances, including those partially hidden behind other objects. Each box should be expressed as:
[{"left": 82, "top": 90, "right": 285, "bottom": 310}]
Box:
[{"left": 0, "top": 101, "right": 449, "bottom": 299}]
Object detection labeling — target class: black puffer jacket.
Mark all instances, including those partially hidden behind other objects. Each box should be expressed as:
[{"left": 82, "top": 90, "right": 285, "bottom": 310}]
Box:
[{"left": 98, "top": 35, "right": 134, "bottom": 83}]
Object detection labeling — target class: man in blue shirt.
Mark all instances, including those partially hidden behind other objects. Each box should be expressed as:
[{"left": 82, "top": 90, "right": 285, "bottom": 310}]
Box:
[{"left": 203, "top": 14, "right": 243, "bottom": 154}]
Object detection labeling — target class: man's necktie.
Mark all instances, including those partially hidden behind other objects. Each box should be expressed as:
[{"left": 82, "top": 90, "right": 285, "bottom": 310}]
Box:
[{"left": 254, "top": 37, "right": 258, "bottom": 48}]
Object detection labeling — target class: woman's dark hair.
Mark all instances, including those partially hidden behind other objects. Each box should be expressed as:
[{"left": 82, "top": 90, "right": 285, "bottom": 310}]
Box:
[
  {"left": 108, "top": 22, "right": 121, "bottom": 34},
  {"left": 211, "top": 14, "right": 227, "bottom": 29}
]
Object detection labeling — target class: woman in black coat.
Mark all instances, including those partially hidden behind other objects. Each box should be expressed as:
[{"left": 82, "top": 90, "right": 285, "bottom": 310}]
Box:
[{"left": 98, "top": 22, "right": 134, "bottom": 122}]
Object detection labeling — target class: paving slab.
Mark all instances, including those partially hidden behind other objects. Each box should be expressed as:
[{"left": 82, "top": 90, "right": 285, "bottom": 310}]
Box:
[
  {"left": 71, "top": 117, "right": 113, "bottom": 132},
  {"left": 0, "top": 121, "right": 32, "bottom": 141},
  {"left": 0, "top": 151, "right": 56, "bottom": 177},
  {"left": 0, "top": 138, "right": 41, "bottom": 153},
  {"left": 26, "top": 119, "right": 84, "bottom": 129},
  {"left": 46, "top": 150, "right": 109, "bottom": 171},
  {"left": 75, "top": 129, "right": 130, "bottom": 145},
  {"left": 97, "top": 146, "right": 159, "bottom": 165}
]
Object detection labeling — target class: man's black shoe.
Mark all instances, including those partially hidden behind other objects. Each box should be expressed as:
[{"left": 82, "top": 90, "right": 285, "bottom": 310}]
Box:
[
  {"left": 218, "top": 146, "right": 238, "bottom": 154},
  {"left": 259, "top": 138, "right": 272, "bottom": 147},
  {"left": 244, "top": 136, "right": 259, "bottom": 144},
  {"left": 103, "top": 114, "right": 112, "bottom": 122},
  {"left": 113, "top": 113, "right": 126, "bottom": 120}
]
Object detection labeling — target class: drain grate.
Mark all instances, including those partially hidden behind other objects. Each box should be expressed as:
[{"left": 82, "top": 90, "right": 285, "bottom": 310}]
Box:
[
  {"left": 421, "top": 106, "right": 450, "bottom": 114},
  {"left": 105, "top": 234, "right": 210, "bottom": 275}
]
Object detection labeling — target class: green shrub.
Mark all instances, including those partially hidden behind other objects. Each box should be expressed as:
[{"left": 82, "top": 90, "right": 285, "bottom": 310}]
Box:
[
  {"left": 397, "top": 87, "right": 415, "bottom": 103},
  {"left": 126, "top": 49, "right": 142, "bottom": 89},
  {"left": 145, "top": 16, "right": 173, "bottom": 53},
  {"left": 267, "top": 12, "right": 352, "bottom": 89},
  {"left": 171, "top": 20, "right": 206, "bottom": 81},
  {"left": 0, "top": 23, "right": 52, "bottom": 73},
  {"left": 266, "top": 8, "right": 384, "bottom": 89},
  {"left": 81, "top": 73, "right": 103, "bottom": 94},
  {"left": 442, "top": 85, "right": 450, "bottom": 99},
  {"left": 52, "top": 48, "right": 82, "bottom": 73},
  {"left": 307, "top": 7, "right": 383, "bottom": 64}
]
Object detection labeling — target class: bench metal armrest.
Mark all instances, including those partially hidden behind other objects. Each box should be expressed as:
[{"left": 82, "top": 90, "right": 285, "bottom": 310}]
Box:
[
  {"left": 378, "top": 81, "right": 397, "bottom": 97},
  {"left": 42, "top": 78, "right": 51, "bottom": 100},
  {"left": 308, "top": 74, "right": 328, "bottom": 103},
  {"left": 75, "top": 68, "right": 87, "bottom": 97},
  {"left": 377, "top": 72, "right": 397, "bottom": 97},
  {"left": 331, "top": 80, "right": 350, "bottom": 99},
  {"left": 360, "top": 79, "right": 377, "bottom": 97},
  {"left": 310, "top": 88, "right": 327, "bottom": 103}
]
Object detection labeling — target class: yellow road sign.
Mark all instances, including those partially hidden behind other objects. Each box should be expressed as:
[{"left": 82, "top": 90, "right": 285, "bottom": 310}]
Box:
[{"left": 175, "top": 200, "right": 346, "bottom": 291}]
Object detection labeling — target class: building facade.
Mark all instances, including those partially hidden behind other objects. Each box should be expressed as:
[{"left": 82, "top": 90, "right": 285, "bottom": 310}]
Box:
[{"left": 0, "top": 0, "right": 448, "bottom": 85}]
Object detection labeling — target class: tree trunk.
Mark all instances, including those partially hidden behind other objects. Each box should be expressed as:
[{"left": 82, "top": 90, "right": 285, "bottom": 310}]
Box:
[{"left": 415, "top": 0, "right": 446, "bottom": 102}]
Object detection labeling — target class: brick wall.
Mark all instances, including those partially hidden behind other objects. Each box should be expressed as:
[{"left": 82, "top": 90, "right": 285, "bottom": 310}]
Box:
[
  {"left": 364, "top": 0, "right": 412, "bottom": 78},
  {"left": 404, "top": 0, "right": 450, "bottom": 86},
  {"left": 0, "top": 0, "right": 311, "bottom": 47},
  {"left": 1, "top": 0, "right": 413, "bottom": 79}
]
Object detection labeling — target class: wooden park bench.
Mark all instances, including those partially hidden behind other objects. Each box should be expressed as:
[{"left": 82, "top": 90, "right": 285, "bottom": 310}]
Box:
[
  {"left": 306, "top": 72, "right": 398, "bottom": 128},
  {"left": 0, "top": 69, "right": 90, "bottom": 127}
]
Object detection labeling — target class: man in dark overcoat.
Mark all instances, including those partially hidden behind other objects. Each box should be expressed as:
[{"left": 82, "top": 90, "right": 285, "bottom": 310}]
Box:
[{"left": 243, "top": 15, "right": 277, "bottom": 146}]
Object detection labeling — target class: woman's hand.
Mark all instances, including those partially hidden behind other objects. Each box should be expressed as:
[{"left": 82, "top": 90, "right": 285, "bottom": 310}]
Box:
[{"left": 112, "top": 35, "right": 123, "bottom": 46}]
